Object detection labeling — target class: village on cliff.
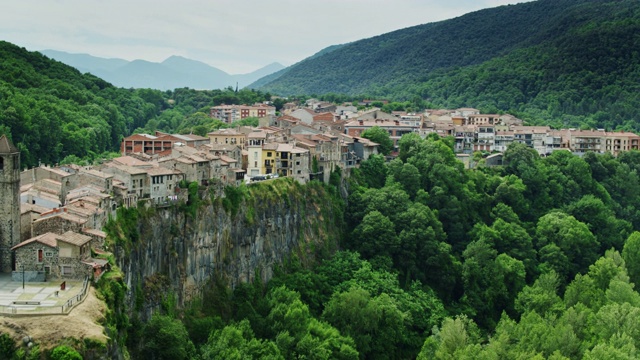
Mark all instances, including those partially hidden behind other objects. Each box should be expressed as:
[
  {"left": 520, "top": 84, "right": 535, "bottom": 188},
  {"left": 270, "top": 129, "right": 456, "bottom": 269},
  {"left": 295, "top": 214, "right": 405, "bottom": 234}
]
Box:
[{"left": 1, "top": 98, "right": 640, "bottom": 286}]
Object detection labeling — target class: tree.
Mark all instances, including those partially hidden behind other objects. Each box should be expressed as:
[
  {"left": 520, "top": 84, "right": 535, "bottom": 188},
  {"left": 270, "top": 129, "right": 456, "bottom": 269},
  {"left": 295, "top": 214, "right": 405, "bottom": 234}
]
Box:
[
  {"left": 323, "top": 287, "right": 407, "bottom": 359},
  {"left": 622, "top": 232, "right": 640, "bottom": 286},
  {"left": 515, "top": 271, "right": 564, "bottom": 316},
  {"left": 461, "top": 240, "right": 525, "bottom": 328},
  {"left": 398, "top": 132, "right": 423, "bottom": 162},
  {"left": 361, "top": 126, "right": 393, "bottom": 155},
  {"left": 201, "top": 320, "right": 282, "bottom": 360},
  {"left": 350, "top": 210, "right": 398, "bottom": 260},
  {"left": 417, "top": 316, "right": 481, "bottom": 360},
  {"left": 50, "top": 346, "right": 82, "bottom": 360},
  {"left": 0, "top": 333, "right": 15, "bottom": 360},
  {"left": 536, "top": 211, "right": 600, "bottom": 277},
  {"left": 566, "top": 195, "right": 631, "bottom": 252},
  {"left": 358, "top": 154, "right": 388, "bottom": 188},
  {"left": 397, "top": 163, "right": 421, "bottom": 199},
  {"left": 141, "top": 315, "right": 196, "bottom": 360}
]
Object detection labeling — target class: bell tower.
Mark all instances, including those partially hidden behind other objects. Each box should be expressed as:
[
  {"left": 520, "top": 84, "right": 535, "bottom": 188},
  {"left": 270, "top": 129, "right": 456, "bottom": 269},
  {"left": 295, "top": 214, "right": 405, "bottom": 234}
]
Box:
[{"left": 0, "top": 135, "right": 20, "bottom": 272}]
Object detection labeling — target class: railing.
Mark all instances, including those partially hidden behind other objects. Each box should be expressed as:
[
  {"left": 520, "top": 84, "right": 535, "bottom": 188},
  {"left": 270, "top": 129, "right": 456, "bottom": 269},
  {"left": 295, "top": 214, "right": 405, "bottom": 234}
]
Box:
[{"left": 0, "top": 277, "right": 90, "bottom": 316}]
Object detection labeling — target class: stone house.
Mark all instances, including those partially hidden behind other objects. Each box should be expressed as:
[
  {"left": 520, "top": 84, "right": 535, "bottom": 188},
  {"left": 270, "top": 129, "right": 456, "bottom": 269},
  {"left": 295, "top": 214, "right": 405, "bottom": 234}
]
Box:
[
  {"left": 11, "top": 231, "right": 93, "bottom": 280},
  {"left": 289, "top": 108, "right": 316, "bottom": 124},
  {"left": 20, "top": 165, "right": 75, "bottom": 207},
  {"left": 201, "top": 144, "right": 242, "bottom": 163},
  {"left": 20, "top": 203, "right": 49, "bottom": 241},
  {"left": 207, "top": 128, "right": 247, "bottom": 150},
  {"left": 31, "top": 209, "right": 86, "bottom": 238}
]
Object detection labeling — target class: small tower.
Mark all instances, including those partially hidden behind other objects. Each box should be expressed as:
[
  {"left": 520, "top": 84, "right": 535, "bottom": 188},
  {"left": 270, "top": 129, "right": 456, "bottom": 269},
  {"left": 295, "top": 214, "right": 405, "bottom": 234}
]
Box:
[{"left": 0, "top": 135, "right": 20, "bottom": 272}]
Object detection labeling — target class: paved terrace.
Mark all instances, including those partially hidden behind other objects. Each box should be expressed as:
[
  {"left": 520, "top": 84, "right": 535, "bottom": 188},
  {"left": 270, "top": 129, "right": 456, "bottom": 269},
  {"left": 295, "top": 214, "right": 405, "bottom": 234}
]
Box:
[{"left": 0, "top": 274, "right": 88, "bottom": 316}]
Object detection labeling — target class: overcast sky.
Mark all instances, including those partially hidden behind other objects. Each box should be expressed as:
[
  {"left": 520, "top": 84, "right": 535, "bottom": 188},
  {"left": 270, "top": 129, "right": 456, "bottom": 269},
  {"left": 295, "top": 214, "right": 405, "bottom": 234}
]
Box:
[{"left": 1, "top": 0, "right": 532, "bottom": 74}]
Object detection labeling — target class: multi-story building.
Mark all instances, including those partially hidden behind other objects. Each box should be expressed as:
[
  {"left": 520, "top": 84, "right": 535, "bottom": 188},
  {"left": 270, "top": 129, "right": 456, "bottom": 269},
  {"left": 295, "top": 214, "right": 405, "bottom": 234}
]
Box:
[
  {"left": 494, "top": 131, "right": 515, "bottom": 152},
  {"left": 475, "top": 125, "right": 495, "bottom": 152},
  {"left": 344, "top": 119, "right": 418, "bottom": 152},
  {"left": 246, "top": 131, "right": 267, "bottom": 177},
  {"left": 209, "top": 104, "right": 276, "bottom": 124},
  {"left": 275, "top": 143, "right": 309, "bottom": 183},
  {"left": 120, "top": 132, "right": 208, "bottom": 156},
  {"left": 207, "top": 128, "right": 246, "bottom": 150},
  {"left": 466, "top": 114, "right": 501, "bottom": 126},
  {"left": 603, "top": 131, "right": 640, "bottom": 155}
]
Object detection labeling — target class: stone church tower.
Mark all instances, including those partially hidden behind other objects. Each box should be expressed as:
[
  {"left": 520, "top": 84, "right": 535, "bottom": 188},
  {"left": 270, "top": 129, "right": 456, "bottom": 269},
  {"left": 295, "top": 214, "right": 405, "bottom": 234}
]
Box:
[{"left": 0, "top": 135, "right": 20, "bottom": 272}]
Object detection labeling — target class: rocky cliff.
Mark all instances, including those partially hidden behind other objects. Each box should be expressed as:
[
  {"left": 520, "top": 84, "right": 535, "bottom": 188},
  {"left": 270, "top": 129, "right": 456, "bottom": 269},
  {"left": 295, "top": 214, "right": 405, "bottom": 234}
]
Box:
[{"left": 108, "top": 179, "right": 343, "bottom": 318}]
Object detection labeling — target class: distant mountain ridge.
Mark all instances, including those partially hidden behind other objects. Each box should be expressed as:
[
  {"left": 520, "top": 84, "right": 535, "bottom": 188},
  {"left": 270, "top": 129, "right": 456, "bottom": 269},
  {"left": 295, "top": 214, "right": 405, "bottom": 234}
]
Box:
[
  {"left": 252, "top": 0, "right": 640, "bottom": 131},
  {"left": 40, "top": 50, "right": 285, "bottom": 90}
]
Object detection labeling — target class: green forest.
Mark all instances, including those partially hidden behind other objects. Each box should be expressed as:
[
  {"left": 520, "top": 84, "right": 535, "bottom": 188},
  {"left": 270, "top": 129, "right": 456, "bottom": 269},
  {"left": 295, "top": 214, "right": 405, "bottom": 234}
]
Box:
[
  {"left": 257, "top": 0, "right": 640, "bottom": 131},
  {"left": 0, "top": 41, "right": 273, "bottom": 168},
  {"left": 103, "top": 133, "right": 640, "bottom": 360}
]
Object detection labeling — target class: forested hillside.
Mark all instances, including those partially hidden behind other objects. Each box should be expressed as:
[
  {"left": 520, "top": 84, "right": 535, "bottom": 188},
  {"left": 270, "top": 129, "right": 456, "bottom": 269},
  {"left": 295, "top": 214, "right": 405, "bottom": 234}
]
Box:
[
  {"left": 257, "top": 0, "right": 640, "bottom": 130},
  {"left": 0, "top": 41, "right": 272, "bottom": 168}
]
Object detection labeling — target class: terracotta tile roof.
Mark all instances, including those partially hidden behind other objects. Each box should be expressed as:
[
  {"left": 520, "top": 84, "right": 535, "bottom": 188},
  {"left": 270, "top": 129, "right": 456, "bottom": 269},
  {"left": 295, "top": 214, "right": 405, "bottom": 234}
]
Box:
[
  {"left": 113, "top": 156, "right": 151, "bottom": 167},
  {"left": 208, "top": 128, "right": 242, "bottom": 136},
  {"left": 206, "top": 144, "right": 240, "bottom": 152},
  {"left": 82, "top": 228, "right": 107, "bottom": 238},
  {"left": 354, "top": 136, "right": 379, "bottom": 146},
  {"left": 181, "top": 134, "right": 208, "bottom": 141},
  {"left": 104, "top": 163, "right": 148, "bottom": 175},
  {"left": 21, "top": 202, "right": 51, "bottom": 215},
  {"left": 81, "top": 169, "right": 113, "bottom": 179},
  {"left": 12, "top": 232, "right": 58, "bottom": 250},
  {"left": 248, "top": 132, "right": 267, "bottom": 139},
  {"left": 82, "top": 258, "right": 109, "bottom": 268},
  {"left": 58, "top": 231, "right": 92, "bottom": 246},
  {"left": 219, "top": 155, "right": 237, "bottom": 164},
  {"left": 146, "top": 166, "right": 176, "bottom": 176}
]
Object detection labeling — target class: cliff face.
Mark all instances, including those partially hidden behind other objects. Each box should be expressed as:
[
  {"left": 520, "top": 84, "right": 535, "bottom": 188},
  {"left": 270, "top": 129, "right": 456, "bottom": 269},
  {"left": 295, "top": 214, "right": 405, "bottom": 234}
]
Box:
[{"left": 110, "top": 179, "right": 342, "bottom": 317}]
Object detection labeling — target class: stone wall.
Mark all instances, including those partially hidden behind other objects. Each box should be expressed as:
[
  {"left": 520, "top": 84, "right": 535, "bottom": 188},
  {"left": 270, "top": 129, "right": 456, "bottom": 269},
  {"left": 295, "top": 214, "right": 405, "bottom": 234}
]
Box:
[
  {"left": 58, "top": 256, "right": 91, "bottom": 280},
  {"left": 32, "top": 214, "right": 85, "bottom": 238},
  {"left": 0, "top": 152, "right": 21, "bottom": 272},
  {"left": 14, "top": 241, "right": 58, "bottom": 274}
]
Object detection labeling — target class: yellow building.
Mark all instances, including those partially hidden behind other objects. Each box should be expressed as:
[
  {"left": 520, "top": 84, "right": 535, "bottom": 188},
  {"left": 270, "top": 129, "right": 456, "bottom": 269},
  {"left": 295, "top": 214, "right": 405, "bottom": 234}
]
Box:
[{"left": 262, "top": 143, "right": 278, "bottom": 175}]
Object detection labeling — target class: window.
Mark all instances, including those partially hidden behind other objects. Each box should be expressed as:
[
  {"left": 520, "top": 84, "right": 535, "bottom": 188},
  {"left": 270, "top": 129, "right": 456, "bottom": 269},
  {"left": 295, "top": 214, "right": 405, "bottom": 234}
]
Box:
[
  {"left": 61, "top": 266, "right": 73, "bottom": 275},
  {"left": 37, "top": 249, "right": 43, "bottom": 263},
  {"left": 45, "top": 251, "right": 53, "bottom": 258},
  {"left": 0, "top": 157, "right": 3, "bottom": 171},
  {"left": 267, "top": 152, "right": 272, "bottom": 157}
]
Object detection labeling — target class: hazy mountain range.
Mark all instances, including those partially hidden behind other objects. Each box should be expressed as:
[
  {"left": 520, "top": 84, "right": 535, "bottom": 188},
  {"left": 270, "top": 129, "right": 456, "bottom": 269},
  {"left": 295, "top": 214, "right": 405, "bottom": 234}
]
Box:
[{"left": 40, "top": 49, "right": 285, "bottom": 91}]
